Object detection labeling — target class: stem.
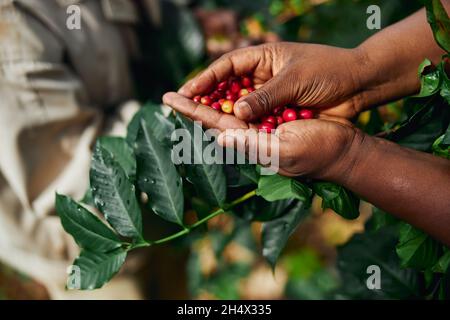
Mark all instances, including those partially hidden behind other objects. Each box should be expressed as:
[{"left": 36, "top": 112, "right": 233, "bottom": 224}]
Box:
[
  {"left": 226, "top": 189, "right": 257, "bottom": 208},
  {"left": 147, "top": 189, "right": 257, "bottom": 246}
]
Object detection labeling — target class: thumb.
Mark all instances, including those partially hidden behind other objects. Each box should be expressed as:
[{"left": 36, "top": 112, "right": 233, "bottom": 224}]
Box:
[{"left": 234, "top": 72, "right": 293, "bottom": 122}]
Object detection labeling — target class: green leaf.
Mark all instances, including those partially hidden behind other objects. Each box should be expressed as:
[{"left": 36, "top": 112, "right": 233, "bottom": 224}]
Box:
[
  {"left": 443, "top": 123, "right": 450, "bottom": 145},
  {"left": 152, "top": 3, "right": 205, "bottom": 85},
  {"left": 256, "top": 174, "right": 312, "bottom": 203},
  {"left": 415, "top": 59, "right": 442, "bottom": 97},
  {"left": 56, "top": 194, "right": 122, "bottom": 252},
  {"left": 438, "top": 57, "right": 450, "bottom": 104},
  {"left": 176, "top": 115, "right": 227, "bottom": 207},
  {"left": 313, "top": 182, "right": 360, "bottom": 220},
  {"left": 235, "top": 196, "right": 294, "bottom": 222},
  {"left": 336, "top": 227, "right": 419, "bottom": 299},
  {"left": 80, "top": 187, "right": 95, "bottom": 206},
  {"left": 127, "top": 103, "right": 175, "bottom": 146},
  {"left": 135, "top": 117, "right": 184, "bottom": 225},
  {"left": 396, "top": 223, "right": 440, "bottom": 270},
  {"left": 262, "top": 200, "right": 310, "bottom": 268},
  {"left": 369, "top": 207, "right": 399, "bottom": 232},
  {"left": 425, "top": 0, "right": 450, "bottom": 53},
  {"left": 90, "top": 143, "right": 143, "bottom": 241},
  {"left": 98, "top": 137, "right": 136, "bottom": 180},
  {"left": 432, "top": 135, "right": 450, "bottom": 158},
  {"left": 387, "top": 97, "right": 450, "bottom": 151},
  {"left": 70, "top": 249, "right": 127, "bottom": 290},
  {"left": 432, "top": 249, "right": 450, "bottom": 273},
  {"left": 226, "top": 164, "right": 259, "bottom": 187}
]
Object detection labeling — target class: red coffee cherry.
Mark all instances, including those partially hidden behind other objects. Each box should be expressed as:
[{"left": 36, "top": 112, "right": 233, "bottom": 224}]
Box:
[
  {"left": 241, "top": 76, "right": 252, "bottom": 88},
  {"left": 201, "top": 96, "right": 212, "bottom": 106},
  {"left": 273, "top": 106, "right": 284, "bottom": 115},
  {"left": 258, "top": 122, "right": 276, "bottom": 133},
  {"left": 210, "top": 91, "right": 221, "bottom": 100},
  {"left": 226, "top": 93, "right": 238, "bottom": 102},
  {"left": 262, "top": 116, "right": 277, "bottom": 125},
  {"left": 299, "top": 109, "right": 314, "bottom": 119},
  {"left": 282, "top": 108, "right": 298, "bottom": 122},
  {"left": 190, "top": 75, "right": 258, "bottom": 116},
  {"left": 276, "top": 116, "right": 284, "bottom": 125},
  {"left": 230, "top": 81, "right": 241, "bottom": 94},
  {"left": 211, "top": 102, "right": 222, "bottom": 111},
  {"left": 217, "top": 81, "right": 228, "bottom": 91}
]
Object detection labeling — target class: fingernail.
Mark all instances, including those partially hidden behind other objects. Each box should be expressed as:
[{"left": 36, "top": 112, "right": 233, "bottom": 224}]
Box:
[{"left": 236, "top": 102, "right": 252, "bottom": 119}]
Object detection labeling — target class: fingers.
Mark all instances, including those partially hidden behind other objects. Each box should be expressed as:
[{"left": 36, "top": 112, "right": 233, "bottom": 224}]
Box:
[
  {"left": 316, "top": 114, "right": 354, "bottom": 126},
  {"left": 234, "top": 71, "right": 293, "bottom": 122},
  {"left": 178, "top": 47, "right": 262, "bottom": 98},
  {"left": 217, "top": 129, "right": 280, "bottom": 169},
  {"left": 162, "top": 92, "right": 249, "bottom": 131}
]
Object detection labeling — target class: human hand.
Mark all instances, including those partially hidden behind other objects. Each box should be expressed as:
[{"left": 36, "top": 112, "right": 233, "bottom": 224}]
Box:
[
  {"left": 163, "top": 92, "right": 362, "bottom": 181},
  {"left": 178, "top": 42, "right": 368, "bottom": 121}
]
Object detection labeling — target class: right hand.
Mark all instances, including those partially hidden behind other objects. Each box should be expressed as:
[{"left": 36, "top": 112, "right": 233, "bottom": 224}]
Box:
[{"left": 178, "top": 42, "right": 369, "bottom": 121}]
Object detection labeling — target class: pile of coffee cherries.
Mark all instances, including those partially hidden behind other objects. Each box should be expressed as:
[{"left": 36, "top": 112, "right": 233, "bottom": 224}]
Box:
[{"left": 193, "top": 75, "right": 314, "bottom": 132}]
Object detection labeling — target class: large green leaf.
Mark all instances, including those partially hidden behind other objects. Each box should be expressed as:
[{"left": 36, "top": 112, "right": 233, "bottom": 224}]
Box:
[
  {"left": 98, "top": 137, "right": 136, "bottom": 180},
  {"left": 127, "top": 103, "right": 175, "bottom": 146},
  {"left": 396, "top": 223, "right": 440, "bottom": 270},
  {"left": 425, "top": 0, "right": 450, "bottom": 53},
  {"left": 415, "top": 59, "right": 442, "bottom": 97},
  {"left": 256, "top": 174, "right": 311, "bottom": 203},
  {"left": 336, "top": 227, "right": 419, "bottom": 299},
  {"left": 135, "top": 118, "right": 184, "bottom": 225},
  {"left": 70, "top": 249, "right": 127, "bottom": 290},
  {"left": 56, "top": 194, "right": 122, "bottom": 252},
  {"left": 387, "top": 97, "right": 450, "bottom": 151},
  {"left": 90, "top": 143, "right": 143, "bottom": 241},
  {"left": 313, "top": 182, "right": 360, "bottom": 220},
  {"left": 176, "top": 115, "right": 227, "bottom": 207},
  {"left": 261, "top": 200, "right": 310, "bottom": 268}
]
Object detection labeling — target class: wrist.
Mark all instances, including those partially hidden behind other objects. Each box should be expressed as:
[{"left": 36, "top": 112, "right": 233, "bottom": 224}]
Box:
[
  {"left": 324, "top": 127, "right": 375, "bottom": 186},
  {"left": 349, "top": 45, "right": 386, "bottom": 112}
]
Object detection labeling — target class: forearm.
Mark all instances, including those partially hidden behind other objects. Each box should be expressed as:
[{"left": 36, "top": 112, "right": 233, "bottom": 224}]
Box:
[
  {"left": 355, "top": 4, "right": 448, "bottom": 110},
  {"left": 336, "top": 134, "right": 450, "bottom": 246}
]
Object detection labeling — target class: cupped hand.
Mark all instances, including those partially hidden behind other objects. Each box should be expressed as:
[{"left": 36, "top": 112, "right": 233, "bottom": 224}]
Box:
[
  {"left": 163, "top": 92, "right": 362, "bottom": 181},
  {"left": 178, "top": 42, "right": 368, "bottom": 121}
]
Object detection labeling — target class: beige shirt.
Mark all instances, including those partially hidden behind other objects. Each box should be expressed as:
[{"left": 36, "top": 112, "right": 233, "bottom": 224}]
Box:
[{"left": 0, "top": 0, "right": 141, "bottom": 294}]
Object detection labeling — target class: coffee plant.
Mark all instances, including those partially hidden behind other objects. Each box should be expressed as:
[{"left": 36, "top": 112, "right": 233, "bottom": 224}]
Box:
[
  {"left": 56, "top": 0, "right": 449, "bottom": 298},
  {"left": 57, "top": 102, "right": 359, "bottom": 289}
]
